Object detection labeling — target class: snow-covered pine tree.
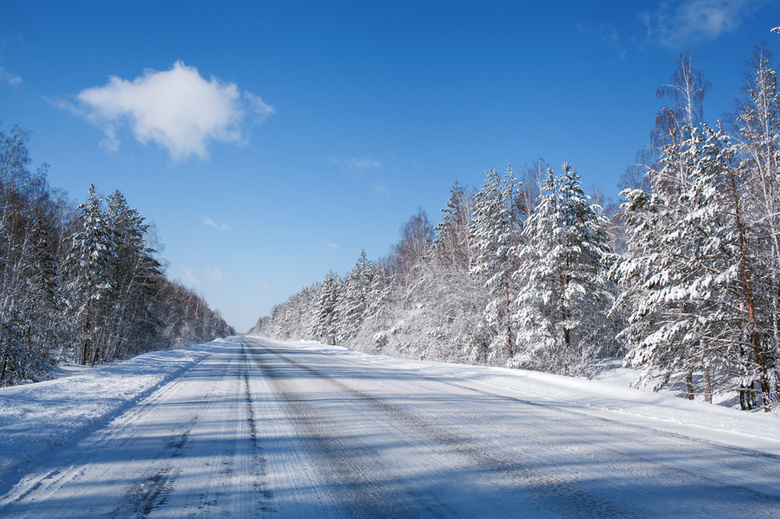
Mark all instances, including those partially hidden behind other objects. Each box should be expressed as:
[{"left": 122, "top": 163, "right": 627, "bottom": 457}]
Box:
[
  {"left": 317, "top": 270, "right": 341, "bottom": 345},
  {"left": 613, "top": 52, "right": 712, "bottom": 399},
  {"left": 613, "top": 125, "right": 704, "bottom": 395},
  {"left": 336, "top": 250, "right": 375, "bottom": 344},
  {"left": 513, "top": 164, "right": 614, "bottom": 375},
  {"left": 65, "top": 184, "right": 117, "bottom": 365},
  {"left": 470, "top": 166, "right": 522, "bottom": 361},
  {"left": 432, "top": 180, "right": 472, "bottom": 271},
  {"left": 105, "top": 190, "right": 163, "bottom": 359},
  {"left": 615, "top": 124, "right": 776, "bottom": 408}
]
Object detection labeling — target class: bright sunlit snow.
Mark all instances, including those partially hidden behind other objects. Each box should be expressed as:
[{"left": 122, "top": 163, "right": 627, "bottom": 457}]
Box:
[{"left": 1, "top": 336, "right": 778, "bottom": 517}]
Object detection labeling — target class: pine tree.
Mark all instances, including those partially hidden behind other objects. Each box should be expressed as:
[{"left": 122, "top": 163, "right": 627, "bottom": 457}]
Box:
[
  {"left": 615, "top": 124, "right": 775, "bottom": 408},
  {"left": 317, "top": 270, "right": 341, "bottom": 345},
  {"left": 104, "top": 190, "right": 163, "bottom": 359},
  {"left": 336, "top": 250, "right": 375, "bottom": 344},
  {"left": 470, "top": 166, "right": 522, "bottom": 361},
  {"left": 66, "top": 185, "right": 117, "bottom": 365},
  {"left": 18, "top": 215, "right": 63, "bottom": 368},
  {"left": 514, "top": 164, "right": 614, "bottom": 374},
  {"left": 432, "top": 180, "right": 472, "bottom": 271}
]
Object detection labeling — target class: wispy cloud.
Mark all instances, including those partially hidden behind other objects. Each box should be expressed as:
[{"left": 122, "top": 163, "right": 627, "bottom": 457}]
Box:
[
  {"left": 330, "top": 156, "right": 381, "bottom": 171},
  {"left": 329, "top": 154, "right": 390, "bottom": 197},
  {"left": 72, "top": 61, "right": 274, "bottom": 160},
  {"left": 642, "top": 0, "right": 765, "bottom": 48},
  {"left": 203, "top": 216, "right": 231, "bottom": 231},
  {"left": 346, "top": 157, "right": 380, "bottom": 170},
  {"left": 203, "top": 266, "right": 227, "bottom": 284},
  {"left": 325, "top": 242, "right": 341, "bottom": 250},
  {"left": 181, "top": 265, "right": 228, "bottom": 286},
  {"left": 576, "top": 22, "right": 627, "bottom": 61},
  {"left": 181, "top": 266, "right": 202, "bottom": 286},
  {"left": 0, "top": 66, "right": 21, "bottom": 87}
]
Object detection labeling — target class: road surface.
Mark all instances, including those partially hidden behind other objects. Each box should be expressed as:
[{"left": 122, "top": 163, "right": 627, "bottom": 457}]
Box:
[{"left": 1, "top": 335, "right": 779, "bottom": 517}]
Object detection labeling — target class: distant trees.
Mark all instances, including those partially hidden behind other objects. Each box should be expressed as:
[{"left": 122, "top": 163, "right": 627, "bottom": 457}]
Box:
[
  {"left": 253, "top": 44, "right": 780, "bottom": 411},
  {"left": 255, "top": 163, "right": 612, "bottom": 373},
  {"left": 335, "top": 250, "right": 376, "bottom": 344},
  {"left": 0, "top": 123, "right": 233, "bottom": 386}
]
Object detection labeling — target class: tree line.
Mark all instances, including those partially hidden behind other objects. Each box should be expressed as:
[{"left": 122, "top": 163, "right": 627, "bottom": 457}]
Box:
[
  {"left": 0, "top": 125, "right": 234, "bottom": 386},
  {"left": 253, "top": 44, "right": 780, "bottom": 411}
]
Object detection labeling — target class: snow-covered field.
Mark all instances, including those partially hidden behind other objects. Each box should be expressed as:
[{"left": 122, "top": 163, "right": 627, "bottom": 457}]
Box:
[{"left": 1, "top": 336, "right": 779, "bottom": 517}]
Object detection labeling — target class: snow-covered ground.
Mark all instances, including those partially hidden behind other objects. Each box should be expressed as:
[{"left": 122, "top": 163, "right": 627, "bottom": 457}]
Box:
[{"left": 1, "top": 336, "right": 779, "bottom": 517}]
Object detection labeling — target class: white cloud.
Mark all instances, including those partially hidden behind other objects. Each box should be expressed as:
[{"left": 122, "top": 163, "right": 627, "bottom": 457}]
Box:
[
  {"left": 181, "top": 265, "right": 228, "bottom": 286},
  {"left": 203, "top": 216, "right": 231, "bottom": 231},
  {"left": 0, "top": 66, "right": 21, "bottom": 87},
  {"left": 642, "top": 0, "right": 764, "bottom": 47},
  {"left": 203, "top": 266, "right": 228, "bottom": 284},
  {"left": 330, "top": 156, "right": 381, "bottom": 171},
  {"left": 181, "top": 266, "right": 201, "bottom": 286},
  {"left": 75, "top": 61, "right": 274, "bottom": 160},
  {"left": 325, "top": 242, "right": 341, "bottom": 250},
  {"left": 346, "top": 157, "right": 381, "bottom": 170}
]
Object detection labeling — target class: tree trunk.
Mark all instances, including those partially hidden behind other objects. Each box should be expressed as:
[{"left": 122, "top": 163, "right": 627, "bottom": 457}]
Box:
[
  {"left": 686, "top": 371, "right": 695, "bottom": 400},
  {"left": 703, "top": 369, "right": 712, "bottom": 403}
]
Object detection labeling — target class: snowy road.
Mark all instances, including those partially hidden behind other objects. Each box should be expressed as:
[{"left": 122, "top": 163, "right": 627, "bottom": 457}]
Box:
[{"left": 1, "top": 336, "right": 780, "bottom": 517}]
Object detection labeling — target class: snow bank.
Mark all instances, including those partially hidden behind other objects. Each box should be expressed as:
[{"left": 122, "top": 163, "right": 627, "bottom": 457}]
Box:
[{"left": 0, "top": 340, "right": 222, "bottom": 483}]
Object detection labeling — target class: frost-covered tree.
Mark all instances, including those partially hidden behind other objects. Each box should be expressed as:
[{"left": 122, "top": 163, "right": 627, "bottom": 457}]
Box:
[
  {"left": 514, "top": 164, "right": 614, "bottom": 375},
  {"left": 317, "top": 270, "right": 341, "bottom": 345},
  {"left": 0, "top": 124, "right": 65, "bottom": 384},
  {"left": 66, "top": 185, "right": 117, "bottom": 365},
  {"left": 336, "top": 250, "right": 376, "bottom": 344},
  {"left": 0, "top": 213, "right": 64, "bottom": 385},
  {"left": 470, "top": 166, "right": 522, "bottom": 361},
  {"left": 614, "top": 124, "right": 776, "bottom": 408},
  {"left": 388, "top": 209, "right": 434, "bottom": 283},
  {"left": 432, "top": 180, "right": 472, "bottom": 271},
  {"left": 652, "top": 52, "right": 711, "bottom": 178},
  {"left": 18, "top": 215, "right": 63, "bottom": 350},
  {"left": 104, "top": 190, "right": 163, "bottom": 359},
  {"left": 623, "top": 52, "right": 711, "bottom": 196},
  {"left": 731, "top": 43, "right": 780, "bottom": 393},
  {"left": 614, "top": 53, "right": 712, "bottom": 398}
]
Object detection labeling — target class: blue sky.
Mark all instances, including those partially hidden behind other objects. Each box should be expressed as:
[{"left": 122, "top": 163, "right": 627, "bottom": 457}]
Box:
[{"left": 2, "top": 1, "right": 779, "bottom": 332}]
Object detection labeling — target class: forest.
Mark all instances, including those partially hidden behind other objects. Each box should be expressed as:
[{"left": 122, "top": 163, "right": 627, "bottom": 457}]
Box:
[
  {"left": 253, "top": 44, "right": 780, "bottom": 412},
  {"left": 0, "top": 124, "right": 234, "bottom": 387}
]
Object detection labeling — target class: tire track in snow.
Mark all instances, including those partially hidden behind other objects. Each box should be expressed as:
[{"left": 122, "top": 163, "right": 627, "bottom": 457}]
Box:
[
  {"left": 247, "top": 337, "right": 780, "bottom": 518},
  {"left": 1, "top": 340, "right": 276, "bottom": 518},
  {"left": 0, "top": 349, "right": 212, "bottom": 499},
  {"left": 250, "top": 340, "right": 636, "bottom": 518},
  {"left": 238, "top": 338, "right": 275, "bottom": 514},
  {"left": 250, "top": 344, "right": 433, "bottom": 518},
  {"left": 0, "top": 357, "right": 207, "bottom": 517}
]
